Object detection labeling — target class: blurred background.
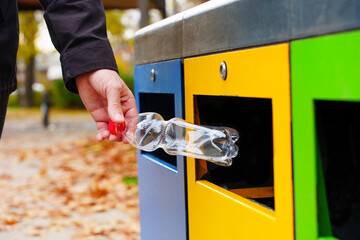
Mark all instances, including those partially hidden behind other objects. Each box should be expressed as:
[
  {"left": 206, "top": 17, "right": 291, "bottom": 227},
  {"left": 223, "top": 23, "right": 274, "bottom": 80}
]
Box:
[{"left": 0, "top": 0, "right": 205, "bottom": 239}]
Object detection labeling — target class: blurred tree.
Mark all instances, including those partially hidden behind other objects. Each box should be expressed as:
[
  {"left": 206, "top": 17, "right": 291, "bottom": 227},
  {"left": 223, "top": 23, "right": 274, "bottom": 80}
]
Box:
[
  {"left": 105, "top": 10, "right": 126, "bottom": 48},
  {"left": 18, "top": 11, "right": 40, "bottom": 107},
  {"left": 105, "top": 10, "right": 134, "bottom": 92}
]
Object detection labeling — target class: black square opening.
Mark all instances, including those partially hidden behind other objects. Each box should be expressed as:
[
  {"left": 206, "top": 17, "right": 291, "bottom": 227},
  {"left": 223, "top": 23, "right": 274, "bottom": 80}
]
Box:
[
  {"left": 195, "top": 95, "right": 274, "bottom": 210},
  {"left": 315, "top": 100, "right": 360, "bottom": 239},
  {"left": 139, "top": 93, "right": 177, "bottom": 167}
]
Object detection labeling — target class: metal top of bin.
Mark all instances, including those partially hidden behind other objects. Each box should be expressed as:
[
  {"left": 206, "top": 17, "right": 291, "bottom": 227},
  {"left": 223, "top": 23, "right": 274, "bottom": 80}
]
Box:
[
  {"left": 134, "top": 0, "right": 360, "bottom": 65},
  {"left": 134, "top": 11, "right": 184, "bottom": 66}
]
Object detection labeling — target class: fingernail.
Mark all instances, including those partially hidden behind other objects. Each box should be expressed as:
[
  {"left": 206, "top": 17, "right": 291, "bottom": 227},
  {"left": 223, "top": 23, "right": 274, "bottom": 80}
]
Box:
[
  {"left": 115, "top": 113, "right": 124, "bottom": 122},
  {"left": 96, "top": 133, "right": 103, "bottom": 142}
]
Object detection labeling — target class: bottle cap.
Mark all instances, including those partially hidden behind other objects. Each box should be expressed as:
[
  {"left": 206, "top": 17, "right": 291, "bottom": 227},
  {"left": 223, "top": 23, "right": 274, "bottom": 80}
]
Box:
[{"left": 108, "top": 120, "right": 126, "bottom": 137}]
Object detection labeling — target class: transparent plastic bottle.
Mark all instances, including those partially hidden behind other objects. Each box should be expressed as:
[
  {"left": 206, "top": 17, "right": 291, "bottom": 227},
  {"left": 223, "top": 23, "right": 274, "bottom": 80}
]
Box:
[{"left": 108, "top": 112, "right": 239, "bottom": 166}]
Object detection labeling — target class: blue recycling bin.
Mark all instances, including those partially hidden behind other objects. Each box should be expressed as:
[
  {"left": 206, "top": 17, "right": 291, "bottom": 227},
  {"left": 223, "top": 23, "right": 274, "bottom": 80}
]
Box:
[{"left": 134, "top": 60, "right": 187, "bottom": 240}]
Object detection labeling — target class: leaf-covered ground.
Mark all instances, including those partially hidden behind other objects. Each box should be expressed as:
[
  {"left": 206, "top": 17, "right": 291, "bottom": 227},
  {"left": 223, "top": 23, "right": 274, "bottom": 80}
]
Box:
[{"left": 0, "top": 109, "right": 140, "bottom": 240}]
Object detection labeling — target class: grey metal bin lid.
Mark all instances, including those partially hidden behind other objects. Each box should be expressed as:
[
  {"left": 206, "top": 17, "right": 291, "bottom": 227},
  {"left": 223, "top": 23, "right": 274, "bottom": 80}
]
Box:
[
  {"left": 134, "top": 0, "right": 289, "bottom": 65},
  {"left": 134, "top": 12, "right": 184, "bottom": 66},
  {"left": 182, "top": 0, "right": 291, "bottom": 58},
  {"left": 290, "top": 0, "right": 360, "bottom": 39},
  {"left": 134, "top": 0, "right": 360, "bottom": 65}
]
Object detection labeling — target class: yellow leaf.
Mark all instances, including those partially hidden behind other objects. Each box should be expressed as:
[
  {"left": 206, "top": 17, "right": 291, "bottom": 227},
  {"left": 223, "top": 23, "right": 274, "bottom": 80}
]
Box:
[{"left": 39, "top": 167, "right": 47, "bottom": 176}]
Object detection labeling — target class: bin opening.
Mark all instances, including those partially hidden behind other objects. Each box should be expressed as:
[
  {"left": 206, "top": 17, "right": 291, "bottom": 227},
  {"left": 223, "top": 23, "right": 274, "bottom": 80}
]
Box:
[
  {"left": 139, "top": 93, "right": 177, "bottom": 167},
  {"left": 315, "top": 100, "right": 360, "bottom": 239},
  {"left": 195, "top": 95, "right": 274, "bottom": 210}
]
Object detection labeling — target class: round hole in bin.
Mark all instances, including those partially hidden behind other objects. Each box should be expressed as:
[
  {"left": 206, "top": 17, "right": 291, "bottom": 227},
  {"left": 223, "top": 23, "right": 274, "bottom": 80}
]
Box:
[
  {"left": 151, "top": 69, "right": 155, "bottom": 82},
  {"left": 220, "top": 61, "right": 227, "bottom": 80}
]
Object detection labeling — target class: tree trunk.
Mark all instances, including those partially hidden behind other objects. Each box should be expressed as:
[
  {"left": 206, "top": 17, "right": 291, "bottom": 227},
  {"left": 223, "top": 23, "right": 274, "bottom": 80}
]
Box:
[{"left": 21, "top": 55, "right": 35, "bottom": 107}]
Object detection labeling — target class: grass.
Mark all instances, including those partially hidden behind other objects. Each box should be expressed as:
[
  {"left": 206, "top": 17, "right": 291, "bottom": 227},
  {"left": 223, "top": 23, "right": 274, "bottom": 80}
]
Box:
[{"left": 123, "top": 177, "right": 138, "bottom": 186}]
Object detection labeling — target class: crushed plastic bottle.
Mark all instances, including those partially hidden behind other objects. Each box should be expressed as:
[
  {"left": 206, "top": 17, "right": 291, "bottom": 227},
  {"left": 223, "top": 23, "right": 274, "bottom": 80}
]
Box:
[{"left": 108, "top": 112, "right": 239, "bottom": 166}]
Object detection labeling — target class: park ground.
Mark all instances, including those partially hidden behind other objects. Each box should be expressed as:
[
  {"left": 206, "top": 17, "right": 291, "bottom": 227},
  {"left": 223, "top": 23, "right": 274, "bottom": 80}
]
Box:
[{"left": 0, "top": 108, "right": 140, "bottom": 240}]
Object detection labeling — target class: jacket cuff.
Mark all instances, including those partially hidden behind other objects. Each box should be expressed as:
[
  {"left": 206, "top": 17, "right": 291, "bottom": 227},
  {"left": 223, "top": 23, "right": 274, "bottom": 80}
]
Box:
[{"left": 60, "top": 40, "right": 118, "bottom": 94}]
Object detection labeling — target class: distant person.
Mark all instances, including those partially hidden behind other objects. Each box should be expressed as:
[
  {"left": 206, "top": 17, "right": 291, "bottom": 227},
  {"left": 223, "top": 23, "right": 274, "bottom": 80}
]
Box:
[
  {"left": 41, "top": 90, "right": 51, "bottom": 128},
  {"left": 0, "top": 0, "right": 137, "bottom": 142}
]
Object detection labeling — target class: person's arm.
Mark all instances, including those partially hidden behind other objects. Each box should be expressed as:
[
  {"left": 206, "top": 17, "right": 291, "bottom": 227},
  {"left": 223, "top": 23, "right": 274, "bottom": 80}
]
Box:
[
  {"left": 39, "top": 0, "right": 137, "bottom": 142},
  {"left": 39, "top": 0, "right": 115, "bottom": 93}
]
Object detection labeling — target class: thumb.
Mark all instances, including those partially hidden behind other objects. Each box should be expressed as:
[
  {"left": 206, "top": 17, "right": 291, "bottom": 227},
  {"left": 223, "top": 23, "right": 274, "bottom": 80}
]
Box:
[{"left": 106, "top": 85, "right": 124, "bottom": 124}]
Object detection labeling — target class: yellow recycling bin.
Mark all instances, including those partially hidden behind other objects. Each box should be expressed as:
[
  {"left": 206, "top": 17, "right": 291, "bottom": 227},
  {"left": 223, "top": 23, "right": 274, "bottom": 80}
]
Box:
[{"left": 184, "top": 43, "right": 293, "bottom": 240}]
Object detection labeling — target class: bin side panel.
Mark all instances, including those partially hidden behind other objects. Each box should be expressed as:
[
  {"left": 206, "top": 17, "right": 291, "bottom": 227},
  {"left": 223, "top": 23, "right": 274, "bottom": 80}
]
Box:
[{"left": 134, "top": 60, "right": 187, "bottom": 240}]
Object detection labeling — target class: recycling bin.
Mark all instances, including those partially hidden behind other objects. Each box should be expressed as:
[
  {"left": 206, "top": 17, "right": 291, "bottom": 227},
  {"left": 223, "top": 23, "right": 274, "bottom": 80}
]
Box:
[
  {"left": 134, "top": 60, "right": 187, "bottom": 240},
  {"left": 291, "top": 30, "right": 360, "bottom": 240},
  {"left": 184, "top": 43, "right": 293, "bottom": 240}
]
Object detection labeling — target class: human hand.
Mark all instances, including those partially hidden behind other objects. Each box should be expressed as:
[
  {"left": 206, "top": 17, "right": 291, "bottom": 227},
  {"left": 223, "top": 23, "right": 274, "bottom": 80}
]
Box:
[{"left": 75, "top": 69, "right": 138, "bottom": 143}]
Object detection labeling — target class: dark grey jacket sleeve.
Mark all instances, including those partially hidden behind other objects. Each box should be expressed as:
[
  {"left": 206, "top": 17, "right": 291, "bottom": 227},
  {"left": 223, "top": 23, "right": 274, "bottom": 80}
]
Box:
[{"left": 39, "top": 0, "right": 118, "bottom": 93}]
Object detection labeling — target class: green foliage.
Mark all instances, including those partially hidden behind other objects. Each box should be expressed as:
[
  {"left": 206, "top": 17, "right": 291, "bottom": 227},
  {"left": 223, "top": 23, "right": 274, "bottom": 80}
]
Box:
[
  {"left": 33, "top": 90, "right": 43, "bottom": 107},
  {"left": 116, "top": 54, "right": 134, "bottom": 93},
  {"left": 51, "top": 79, "right": 84, "bottom": 109},
  {"left": 8, "top": 90, "right": 43, "bottom": 108},
  {"left": 8, "top": 94, "right": 20, "bottom": 108},
  {"left": 120, "top": 73, "right": 134, "bottom": 93},
  {"left": 123, "top": 177, "right": 138, "bottom": 186}
]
